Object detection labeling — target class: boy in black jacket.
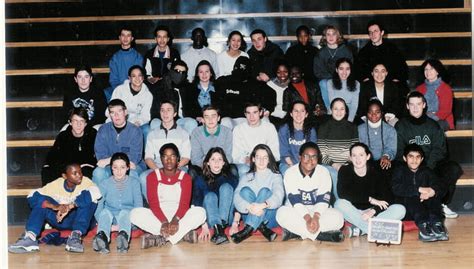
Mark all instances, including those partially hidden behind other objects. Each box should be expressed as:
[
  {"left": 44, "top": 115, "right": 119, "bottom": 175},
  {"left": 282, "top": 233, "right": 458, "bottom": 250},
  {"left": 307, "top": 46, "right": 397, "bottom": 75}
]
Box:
[{"left": 392, "top": 144, "right": 448, "bottom": 242}]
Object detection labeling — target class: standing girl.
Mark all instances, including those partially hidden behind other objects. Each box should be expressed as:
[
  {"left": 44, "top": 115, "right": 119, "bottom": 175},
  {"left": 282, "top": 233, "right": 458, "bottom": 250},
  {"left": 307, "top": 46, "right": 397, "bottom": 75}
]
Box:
[
  {"left": 192, "top": 147, "right": 239, "bottom": 245},
  {"left": 93, "top": 152, "right": 143, "bottom": 253},
  {"left": 232, "top": 144, "right": 284, "bottom": 244}
]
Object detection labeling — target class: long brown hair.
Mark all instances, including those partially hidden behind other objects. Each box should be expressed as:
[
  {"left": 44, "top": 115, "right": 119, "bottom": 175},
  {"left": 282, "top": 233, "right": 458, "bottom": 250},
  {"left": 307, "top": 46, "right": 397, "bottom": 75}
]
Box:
[{"left": 202, "top": 147, "right": 231, "bottom": 185}]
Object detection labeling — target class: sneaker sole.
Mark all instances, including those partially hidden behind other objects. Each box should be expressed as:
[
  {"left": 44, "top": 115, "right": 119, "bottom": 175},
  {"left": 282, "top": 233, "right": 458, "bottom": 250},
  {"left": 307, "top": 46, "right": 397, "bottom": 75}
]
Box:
[
  {"left": 444, "top": 214, "right": 458, "bottom": 219},
  {"left": 65, "top": 245, "right": 84, "bottom": 253},
  {"left": 419, "top": 234, "right": 438, "bottom": 242},
  {"left": 8, "top": 246, "right": 39, "bottom": 254}
]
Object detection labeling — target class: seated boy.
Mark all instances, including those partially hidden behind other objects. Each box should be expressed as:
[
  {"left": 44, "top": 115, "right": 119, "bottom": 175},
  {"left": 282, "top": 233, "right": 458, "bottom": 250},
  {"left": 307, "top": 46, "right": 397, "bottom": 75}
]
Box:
[
  {"left": 8, "top": 164, "right": 101, "bottom": 253},
  {"left": 392, "top": 144, "right": 448, "bottom": 242}
]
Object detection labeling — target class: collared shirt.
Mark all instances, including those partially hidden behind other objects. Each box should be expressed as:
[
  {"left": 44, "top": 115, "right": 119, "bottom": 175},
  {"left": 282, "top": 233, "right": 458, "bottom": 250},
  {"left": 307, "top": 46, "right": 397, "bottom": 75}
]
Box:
[
  {"left": 197, "top": 83, "right": 215, "bottom": 108},
  {"left": 298, "top": 164, "right": 315, "bottom": 178},
  {"left": 203, "top": 125, "right": 221, "bottom": 137},
  {"left": 160, "top": 122, "right": 178, "bottom": 137}
]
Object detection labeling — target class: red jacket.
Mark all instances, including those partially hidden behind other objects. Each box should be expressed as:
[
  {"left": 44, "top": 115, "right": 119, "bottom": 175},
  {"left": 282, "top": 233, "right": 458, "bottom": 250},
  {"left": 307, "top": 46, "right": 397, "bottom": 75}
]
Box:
[{"left": 416, "top": 81, "right": 454, "bottom": 129}]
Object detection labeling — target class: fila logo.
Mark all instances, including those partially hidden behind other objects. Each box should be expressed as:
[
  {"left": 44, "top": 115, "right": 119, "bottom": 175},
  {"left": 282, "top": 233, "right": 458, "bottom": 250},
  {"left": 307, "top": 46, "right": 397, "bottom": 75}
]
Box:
[{"left": 409, "top": 135, "right": 431, "bottom": 145}]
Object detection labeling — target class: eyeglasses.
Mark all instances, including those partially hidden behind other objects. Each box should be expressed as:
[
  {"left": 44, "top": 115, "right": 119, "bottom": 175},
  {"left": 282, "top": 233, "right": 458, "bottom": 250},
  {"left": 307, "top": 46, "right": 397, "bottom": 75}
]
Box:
[{"left": 302, "top": 154, "right": 318, "bottom": 161}]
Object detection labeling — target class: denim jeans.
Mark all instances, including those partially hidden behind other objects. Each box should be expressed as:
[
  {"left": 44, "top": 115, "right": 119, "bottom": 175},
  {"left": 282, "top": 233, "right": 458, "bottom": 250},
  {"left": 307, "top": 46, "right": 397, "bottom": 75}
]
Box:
[
  {"left": 236, "top": 164, "right": 250, "bottom": 179},
  {"left": 334, "top": 199, "right": 406, "bottom": 234},
  {"left": 149, "top": 117, "right": 198, "bottom": 135},
  {"left": 97, "top": 208, "right": 132, "bottom": 241},
  {"left": 239, "top": 187, "right": 277, "bottom": 229},
  {"left": 26, "top": 196, "right": 97, "bottom": 236},
  {"left": 395, "top": 196, "right": 442, "bottom": 225},
  {"left": 140, "top": 123, "right": 150, "bottom": 142},
  {"left": 93, "top": 166, "right": 141, "bottom": 186},
  {"left": 279, "top": 162, "right": 292, "bottom": 176},
  {"left": 203, "top": 183, "right": 235, "bottom": 227},
  {"left": 319, "top": 79, "right": 330, "bottom": 109},
  {"left": 322, "top": 164, "right": 339, "bottom": 200}
]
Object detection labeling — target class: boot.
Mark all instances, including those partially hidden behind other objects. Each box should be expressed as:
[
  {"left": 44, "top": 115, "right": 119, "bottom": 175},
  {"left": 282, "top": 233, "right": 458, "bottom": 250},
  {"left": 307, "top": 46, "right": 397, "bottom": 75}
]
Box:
[
  {"left": 316, "top": 230, "right": 344, "bottom": 242},
  {"left": 231, "top": 224, "right": 254, "bottom": 244},
  {"left": 212, "top": 224, "right": 229, "bottom": 245},
  {"left": 282, "top": 228, "right": 302, "bottom": 241},
  {"left": 257, "top": 222, "right": 277, "bottom": 242}
]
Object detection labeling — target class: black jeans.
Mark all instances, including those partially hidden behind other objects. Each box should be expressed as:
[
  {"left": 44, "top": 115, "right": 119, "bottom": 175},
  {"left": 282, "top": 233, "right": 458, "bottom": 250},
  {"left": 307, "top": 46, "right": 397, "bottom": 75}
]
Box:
[{"left": 396, "top": 196, "right": 442, "bottom": 225}]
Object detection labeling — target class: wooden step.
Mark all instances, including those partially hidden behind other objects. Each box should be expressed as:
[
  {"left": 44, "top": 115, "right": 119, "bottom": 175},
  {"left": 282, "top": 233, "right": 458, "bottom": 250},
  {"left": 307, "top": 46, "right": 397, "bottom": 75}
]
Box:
[
  {"left": 7, "top": 164, "right": 473, "bottom": 196},
  {"left": 5, "top": 8, "right": 471, "bottom": 24}
]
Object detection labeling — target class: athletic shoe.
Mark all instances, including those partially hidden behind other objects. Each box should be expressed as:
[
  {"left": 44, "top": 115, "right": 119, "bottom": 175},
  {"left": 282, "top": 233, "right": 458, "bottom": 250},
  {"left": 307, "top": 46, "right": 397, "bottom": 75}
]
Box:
[
  {"left": 281, "top": 228, "right": 302, "bottom": 241},
  {"left": 342, "top": 225, "right": 361, "bottom": 238},
  {"left": 116, "top": 231, "right": 129, "bottom": 253},
  {"left": 65, "top": 230, "right": 84, "bottom": 253},
  {"left": 8, "top": 233, "right": 39, "bottom": 254},
  {"left": 92, "top": 231, "right": 110, "bottom": 254},
  {"left": 431, "top": 222, "right": 449, "bottom": 241},
  {"left": 182, "top": 230, "right": 198, "bottom": 244},
  {"left": 141, "top": 233, "right": 167, "bottom": 249},
  {"left": 442, "top": 204, "right": 458, "bottom": 219},
  {"left": 316, "top": 230, "right": 344, "bottom": 242},
  {"left": 418, "top": 222, "right": 437, "bottom": 242}
]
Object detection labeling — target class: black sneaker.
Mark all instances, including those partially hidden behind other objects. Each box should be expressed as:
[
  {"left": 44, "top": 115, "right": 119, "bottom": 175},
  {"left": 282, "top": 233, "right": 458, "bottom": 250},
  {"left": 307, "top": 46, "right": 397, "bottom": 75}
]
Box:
[
  {"left": 116, "top": 231, "right": 130, "bottom": 253},
  {"left": 65, "top": 230, "right": 84, "bottom": 253},
  {"left": 92, "top": 231, "right": 110, "bottom": 254},
  {"left": 430, "top": 222, "right": 449, "bottom": 241},
  {"left": 281, "top": 228, "right": 302, "bottom": 241},
  {"left": 316, "top": 230, "right": 344, "bottom": 243},
  {"left": 418, "top": 222, "right": 437, "bottom": 242}
]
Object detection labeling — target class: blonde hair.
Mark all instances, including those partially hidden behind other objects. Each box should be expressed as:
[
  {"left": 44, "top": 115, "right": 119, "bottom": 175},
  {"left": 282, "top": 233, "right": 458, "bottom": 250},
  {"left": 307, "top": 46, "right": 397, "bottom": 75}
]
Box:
[{"left": 319, "top": 25, "right": 345, "bottom": 46}]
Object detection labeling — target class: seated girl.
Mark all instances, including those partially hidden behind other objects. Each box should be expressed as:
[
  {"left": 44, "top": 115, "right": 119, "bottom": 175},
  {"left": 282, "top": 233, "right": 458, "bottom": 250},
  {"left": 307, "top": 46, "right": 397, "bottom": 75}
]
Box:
[
  {"left": 192, "top": 147, "right": 239, "bottom": 245},
  {"left": 334, "top": 143, "right": 406, "bottom": 237},
  {"left": 416, "top": 59, "right": 454, "bottom": 130},
  {"left": 267, "top": 61, "right": 290, "bottom": 127},
  {"left": 192, "top": 60, "right": 217, "bottom": 124},
  {"left": 278, "top": 101, "right": 317, "bottom": 175},
  {"left": 232, "top": 144, "right": 284, "bottom": 244},
  {"left": 93, "top": 152, "right": 143, "bottom": 253},
  {"left": 41, "top": 107, "right": 97, "bottom": 186}
]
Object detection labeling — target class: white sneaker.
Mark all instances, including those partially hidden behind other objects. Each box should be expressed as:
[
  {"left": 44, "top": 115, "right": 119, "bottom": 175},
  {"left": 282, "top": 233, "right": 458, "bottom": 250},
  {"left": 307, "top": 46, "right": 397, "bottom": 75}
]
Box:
[{"left": 442, "top": 204, "right": 458, "bottom": 219}]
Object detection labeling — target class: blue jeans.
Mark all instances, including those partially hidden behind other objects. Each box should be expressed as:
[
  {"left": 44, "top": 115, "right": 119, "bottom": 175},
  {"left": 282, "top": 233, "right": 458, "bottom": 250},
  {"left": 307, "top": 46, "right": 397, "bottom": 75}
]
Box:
[
  {"left": 150, "top": 117, "right": 198, "bottom": 135},
  {"left": 97, "top": 208, "right": 132, "bottom": 241},
  {"left": 319, "top": 79, "right": 330, "bottom": 109},
  {"left": 279, "top": 162, "right": 291, "bottom": 176},
  {"left": 236, "top": 164, "right": 250, "bottom": 179},
  {"left": 239, "top": 187, "right": 277, "bottom": 229},
  {"left": 140, "top": 123, "right": 150, "bottom": 142},
  {"left": 93, "top": 166, "right": 141, "bottom": 186},
  {"left": 203, "top": 183, "right": 235, "bottom": 227},
  {"left": 139, "top": 169, "right": 153, "bottom": 199},
  {"left": 104, "top": 86, "right": 114, "bottom": 103},
  {"left": 26, "top": 196, "right": 97, "bottom": 236},
  {"left": 334, "top": 199, "right": 406, "bottom": 234},
  {"left": 322, "top": 164, "right": 339, "bottom": 200}
]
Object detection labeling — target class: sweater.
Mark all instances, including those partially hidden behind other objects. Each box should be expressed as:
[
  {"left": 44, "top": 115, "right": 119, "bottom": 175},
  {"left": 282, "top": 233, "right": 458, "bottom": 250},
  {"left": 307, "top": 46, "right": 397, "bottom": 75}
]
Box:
[
  {"left": 62, "top": 86, "right": 107, "bottom": 126},
  {"left": 355, "top": 40, "right": 409, "bottom": 82},
  {"left": 338, "top": 163, "right": 392, "bottom": 214},
  {"left": 278, "top": 123, "right": 317, "bottom": 165},
  {"left": 313, "top": 44, "right": 353, "bottom": 80},
  {"left": 327, "top": 79, "right": 360, "bottom": 122},
  {"left": 395, "top": 114, "right": 447, "bottom": 169},
  {"left": 94, "top": 122, "right": 144, "bottom": 167},
  {"left": 392, "top": 164, "right": 442, "bottom": 198},
  {"left": 145, "top": 124, "right": 191, "bottom": 168},
  {"left": 216, "top": 50, "right": 249, "bottom": 78},
  {"left": 45, "top": 125, "right": 97, "bottom": 169},
  {"left": 358, "top": 121, "right": 397, "bottom": 160},
  {"left": 285, "top": 43, "right": 319, "bottom": 82},
  {"left": 416, "top": 80, "right": 454, "bottom": 129},
  {"left": 109, "top": 47, "right": 143, "bottom": 90},
  {"left": 192, "top": 173, "right": 239, "bottom": 207},
  {"left": 247, "top": 40, "right": 284, "bottom": 78},
  {"left": 110, "top": 81, "right": 153, "bottom": 126},
  {"left": 234, "top": 168, "right": 284, "bottom": 213},
  {"left": 190, "top": 125, "right": 233, "bottom": 167},
  {"left": 318, "top": 118, "right": 359, "bottom": 165},
  {"left": 181, "top": 46, "right": 218, "bottom": 82},
  {"left": 95, "top": 175, "right": 143, "bottom": 217},
  {"left": 147, "top": 169, "right": 192, "bottom": 223},
  {"left": 232, "top": 121, "right": 280, "bottom": 164},
  {"left": 283, "top": 164, "right": 332, "bottom": 216}
]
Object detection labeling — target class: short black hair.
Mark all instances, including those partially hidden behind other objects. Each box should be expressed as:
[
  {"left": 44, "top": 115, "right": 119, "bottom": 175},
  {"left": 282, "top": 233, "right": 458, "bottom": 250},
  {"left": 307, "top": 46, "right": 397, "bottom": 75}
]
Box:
[
  {"left": 202, "top": 105, "right": 221, "bottom": 117},
  {"left": 159, "top": 143, "right": 181, "bottom": 160},
  {"left": 128, "top": 65, "right": 145, "bottom": 77},
  {"left": 250, "top": 29, "right": 267, "bottom": 39},
  {"left": 69, "top": 107, "right": 90, "bottom": 123},
  {"left": 119, "top": 25, "right": 134, "bottom": 37},
  {"left": 160, "top": 99, "right": 178, "bottom": 114},
  {"left": 296, "top": 25, "right": 310, "bottom": 37},
  {"left": 108, "top": 99, "right": 127, "bottom": 110},
  {"left": 244, "top": 102, "right": 262, "bottom": 112},
  {"left": 74, "top": 65, "right": 93, "bottom": 77},
  {"left": 299, "top": 141, "right": 321, "bottom": 162},
  {"left": 403, "top": 144, "right": 425, "bottom": 159},
  {"left": 110, "top": 152, "right": 130, "bottom": 171},
  {"left": 367, "top": 19, "right": 385, "bottom": 32},
  {"left": 191, "top": 27, "right": 209, "bottom": 47},
  {"left": 406, "top": 91, "right": 426, "bottom": 105},
  {"left": 153, "top": 25, "right": 173, "bottom": 46}
]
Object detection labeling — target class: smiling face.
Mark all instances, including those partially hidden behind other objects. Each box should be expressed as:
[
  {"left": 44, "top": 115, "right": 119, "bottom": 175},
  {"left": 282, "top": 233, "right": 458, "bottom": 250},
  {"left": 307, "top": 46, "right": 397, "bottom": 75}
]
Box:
[
  {"left": 290, "top": 66, "right": 303, "bottom": 84},
  {"left": 350, "top": 146, "right": 370, "bottom": 170},
  {"left": 253, "top": 149, "right": 269, "bottom": 172},
  {"left": 109, "top": 105, "right": 127, "bottom": 127},
  {"left": 276, "top": 65, "right": 289, "bottom": 84},
  {"left": 155, "top": 30, "right": 170, "bottom": 49},
  {"left": 403, "top": 151, "right": 423, "bottom": 172},
  {"left": 290, "top": 103, "right": 308, "bottom": 126},
  {"left": 111, "top": 159, "right": 129, "bottom": 180},
  {"left": 208, "top": 152, "right": 225, "bottom": 174},
  {"left": 372, "top": 64, "right": 388, "bottom": 84},
  {"left": 367, "top": 103, "right": 383, "bottom": 123},
  {"left": 161, "top": 148, "right": 178, "bottom": 172},
  {"left": 229, "top": 34, "right": 243, "bottom": 51},
  {"left": 336, "top": 61, "right": 351, "bottom": 81},
  {"left": 245, "top": 106, "right": 262, "bottom": 127},
  {"left": 62, "top": 164, "right": 83, "bottom": 187},
  {"left": 197, "top": 64, "right": 212, "bottom": 84},
  {"left": 299, "top": 147, "right": 318, "bottom": 174},
  {"left": 251, "top": 33, "right": 267, "bottom": 51},
  {"left": 119, "top": 29, "right": 134, "bottom": 49},
  {"left": 129, "top": 68, "right": 144, "bottom": 91},
  {"left": 74, "top": 70, "right": 93, "bottom": 92},
  {"left": 424, "top": 63, "right": 439, "bottom": 83},
  {"left": 368, "top": 24, "right": 384, "bottom": 45},
  {"left": 331, "top": 100, "right": 346, "bottom": 121}
]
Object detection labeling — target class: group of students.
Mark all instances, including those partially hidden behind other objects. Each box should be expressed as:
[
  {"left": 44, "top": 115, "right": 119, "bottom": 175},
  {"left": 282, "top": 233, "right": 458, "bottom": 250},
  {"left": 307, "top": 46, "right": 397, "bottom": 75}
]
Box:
[{"left": 8, "top": 20, "right": 463, "bottom": 254}]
